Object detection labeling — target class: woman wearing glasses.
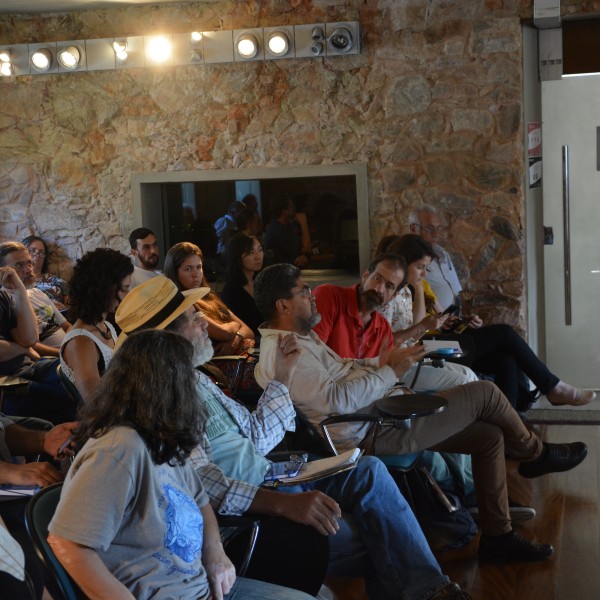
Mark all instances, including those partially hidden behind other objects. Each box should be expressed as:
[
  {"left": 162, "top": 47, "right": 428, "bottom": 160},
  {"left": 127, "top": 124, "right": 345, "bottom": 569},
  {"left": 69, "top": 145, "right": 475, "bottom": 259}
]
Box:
[
  {"left": 22, "top": 235, "right": 70, "bottom": 311},
  {"left": 60, "top": 248, "right": 133, "bottom": 401},
  {"left": 164, "top": 242, "right": 254, "bottom": 355}
]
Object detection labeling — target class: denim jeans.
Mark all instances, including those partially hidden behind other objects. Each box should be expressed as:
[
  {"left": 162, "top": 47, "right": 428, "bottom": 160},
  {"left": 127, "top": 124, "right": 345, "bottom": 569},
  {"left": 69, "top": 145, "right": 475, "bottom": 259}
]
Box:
[
  {"left": 282, "top": 456, "right": 449, "bottom": 600},
  {"left": 225, "top": 576, "right": 314, "bottom": 599}
]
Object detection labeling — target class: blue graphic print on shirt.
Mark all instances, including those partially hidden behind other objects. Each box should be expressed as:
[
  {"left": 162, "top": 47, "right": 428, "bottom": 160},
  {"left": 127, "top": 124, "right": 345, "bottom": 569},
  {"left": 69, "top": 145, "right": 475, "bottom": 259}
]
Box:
[{"left": 163, "top": 483, "right": 204, "bottom": 564}]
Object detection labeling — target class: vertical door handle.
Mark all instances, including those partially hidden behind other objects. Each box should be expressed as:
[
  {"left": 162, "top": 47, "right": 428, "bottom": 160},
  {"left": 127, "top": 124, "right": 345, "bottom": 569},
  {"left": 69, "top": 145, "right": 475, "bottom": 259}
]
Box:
[{"left": 562, "top": 145, "right": 572, "bottom": 325}]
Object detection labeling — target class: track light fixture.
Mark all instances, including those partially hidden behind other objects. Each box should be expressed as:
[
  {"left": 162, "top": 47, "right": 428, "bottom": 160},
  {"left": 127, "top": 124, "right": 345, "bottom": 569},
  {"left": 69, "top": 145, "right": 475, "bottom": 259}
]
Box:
[
  {"left": 236, "top": 33, "right": 259, "bottom": 59},
  {"left": 57, "top": 45, "right": 81, "bottom": 69},
  {"left": 30, "top": 48, "right": 52, "bottom": 72},
  {"left": 1, "top": 22, "right": 360, "bottom": 77}
]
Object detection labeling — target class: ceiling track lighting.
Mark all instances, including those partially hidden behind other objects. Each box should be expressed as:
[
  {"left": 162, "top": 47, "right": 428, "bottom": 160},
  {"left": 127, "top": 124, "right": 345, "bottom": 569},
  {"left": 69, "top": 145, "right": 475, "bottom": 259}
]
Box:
[{"left": 0, "top": 22, "right": 360, "bottom": 77}]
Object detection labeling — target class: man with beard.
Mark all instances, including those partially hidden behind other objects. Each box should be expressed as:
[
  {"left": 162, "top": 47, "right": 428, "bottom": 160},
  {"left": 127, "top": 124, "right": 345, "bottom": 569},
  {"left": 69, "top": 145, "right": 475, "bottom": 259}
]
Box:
[
  {"left": 313, "top": 253, "right": 477, "bottom": 390},
  {"left": 129, "top": 227, "right": 161, "bottom": 288},
  {"left": 0, "top": 243, "right": 73, "bottom": 423},
  {"left": 115, "top": 275, "right": 472, "bottom": 600},
  {"left": 254, "top": 263, "right": 588, "bottom": 563}
]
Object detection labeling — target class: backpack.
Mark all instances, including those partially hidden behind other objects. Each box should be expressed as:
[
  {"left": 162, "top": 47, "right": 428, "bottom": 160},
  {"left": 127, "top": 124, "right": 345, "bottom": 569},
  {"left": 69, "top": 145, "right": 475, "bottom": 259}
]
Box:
[{"left": 403, "top": 459, "right": 477, "bottom": 552}]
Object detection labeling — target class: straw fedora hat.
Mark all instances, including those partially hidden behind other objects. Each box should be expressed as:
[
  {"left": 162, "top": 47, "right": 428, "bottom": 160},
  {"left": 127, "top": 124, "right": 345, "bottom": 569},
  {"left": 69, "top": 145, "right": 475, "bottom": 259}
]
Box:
[{"left": 115, "top": 275, "right": 210, "bottom": 348}]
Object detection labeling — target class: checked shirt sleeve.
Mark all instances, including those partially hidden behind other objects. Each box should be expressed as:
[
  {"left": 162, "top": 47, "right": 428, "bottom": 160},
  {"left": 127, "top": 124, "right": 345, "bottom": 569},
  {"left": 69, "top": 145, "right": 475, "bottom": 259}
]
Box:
[{"left": 189, "top": 434, "right": 259, "bottom": 515}]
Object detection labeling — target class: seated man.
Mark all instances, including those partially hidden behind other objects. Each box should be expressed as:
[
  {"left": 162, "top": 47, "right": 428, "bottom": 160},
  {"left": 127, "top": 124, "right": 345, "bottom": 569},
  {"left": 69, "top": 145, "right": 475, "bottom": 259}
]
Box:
[
  {"left": 115, "top": 276, "right": 471, "bottom": 600},
  {"left": 128, "top": 227, "right": 161, "bottom": 288},
  {"left": 0, "top": 264, "right": 73, "bottom": 424},
  {"left": 253, "top": 263, "right": 588, "bottom": 562},
  {"left": 0, "top": 413, "right": 76, "bottom": 598},
  {"left": 407, "top": 204, "right": 596, "bottom": 408},
  {"left": 313, "top": 252, "right": 478, "bottom": 391},
  {"left": 0, "top": 242, "right": 70, "bottom": 357}
]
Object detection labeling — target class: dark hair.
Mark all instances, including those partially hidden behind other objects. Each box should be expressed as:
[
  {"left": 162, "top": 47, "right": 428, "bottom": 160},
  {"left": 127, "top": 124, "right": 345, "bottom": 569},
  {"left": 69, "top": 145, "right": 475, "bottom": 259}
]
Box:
[
  {"left": 254, "top": 263, "right": 301, "bottom": 322},
  {"left": 387, "top": 234, "right": 436, "bottom": 266},
  {"left": 226, "top": 232, "right": 261, "bottom": 286},
  {"left": 0, "top": 241, "right": 28, "bottom": 267},
  {"left": 164, "top": 242, "right": 232, "bottom": 323},
  {"left": 367, "top": 253, "right": 407, "bottom": 291},
  {"left": 75, "top": 329, "right": 205, "bottom": 465},
  {"left": 69, "top": 248, "right": 134, "bottom": 323},
  {"left": 22, "top": 235, "right": 49, "bottom": 272},
  {"left": 164, "top": 242, "right": 206, "bottom": 290},
  {"left": 241, "top": 194, "right": 258, "bottom": 211},
  {"left": 269, "top": 193, "right": 293, "bottom": 219},
  {"left": 129, "top": 228, "right": 155, "bottom": 250}
]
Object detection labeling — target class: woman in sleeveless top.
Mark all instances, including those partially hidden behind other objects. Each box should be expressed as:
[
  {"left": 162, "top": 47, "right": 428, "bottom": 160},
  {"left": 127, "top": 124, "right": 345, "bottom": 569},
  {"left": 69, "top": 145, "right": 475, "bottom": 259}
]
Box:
[{"left": 60, "top": 249, "right": 133, "bottom": 401}]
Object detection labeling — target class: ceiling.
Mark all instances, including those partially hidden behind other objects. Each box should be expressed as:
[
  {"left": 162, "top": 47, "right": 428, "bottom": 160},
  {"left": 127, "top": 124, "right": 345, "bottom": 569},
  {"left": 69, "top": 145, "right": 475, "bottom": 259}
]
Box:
[{"left": 0, "top": 0, "right": 198, "bottom": 14}]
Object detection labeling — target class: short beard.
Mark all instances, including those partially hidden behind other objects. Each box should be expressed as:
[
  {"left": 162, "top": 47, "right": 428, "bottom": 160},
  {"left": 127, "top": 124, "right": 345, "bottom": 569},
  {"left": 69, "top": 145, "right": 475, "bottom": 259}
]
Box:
[
  {"left": 360, "top": 288, "right": 384, "bottom": 312},
  {"left": 139, "top": 254, "right": 159, "bottom": 269},
  {"left": 294, "top": 311, "right": 321, "bottom": 336},
  {"left": 191, "top": 330, "right": 214, "bottom": 367}
]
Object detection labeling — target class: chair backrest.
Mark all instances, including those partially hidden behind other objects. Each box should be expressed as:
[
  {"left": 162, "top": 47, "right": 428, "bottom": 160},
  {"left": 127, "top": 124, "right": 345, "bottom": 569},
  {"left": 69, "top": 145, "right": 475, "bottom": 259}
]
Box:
[
  {"left": 25, "top": 483, "right": 86, "bottom": 600},
  {"left": 56, "top": 364, "right": 84, "bottom": 406}
]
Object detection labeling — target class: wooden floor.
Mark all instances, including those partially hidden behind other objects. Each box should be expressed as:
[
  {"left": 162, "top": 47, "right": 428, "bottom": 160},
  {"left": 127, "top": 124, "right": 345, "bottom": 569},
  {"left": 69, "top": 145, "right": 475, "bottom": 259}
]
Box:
[{"left": 326, "top": 423, "right": 600, "bottom": 600}]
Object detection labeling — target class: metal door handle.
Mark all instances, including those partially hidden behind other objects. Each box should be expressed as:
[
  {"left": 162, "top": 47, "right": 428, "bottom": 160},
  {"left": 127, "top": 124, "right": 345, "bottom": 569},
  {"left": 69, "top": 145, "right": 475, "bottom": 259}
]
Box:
[{"left": 562, "top": 145, "right": 572, "bottom": 325}]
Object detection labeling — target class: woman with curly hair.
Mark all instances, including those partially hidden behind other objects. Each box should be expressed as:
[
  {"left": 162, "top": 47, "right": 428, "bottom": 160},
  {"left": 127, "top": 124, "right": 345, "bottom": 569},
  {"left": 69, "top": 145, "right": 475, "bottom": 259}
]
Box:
[
  {"left": 60, "top": 248, "right": 133, "bottom": 400},
  {"left": 22, "top": 234, "right": 70, "bottom": 311},
  {"left": 221, "top": 232, "right": 265, "bottom": 339},
  {"left": 48, "top": 329, "right": 313, "bottom": 600},
  {"left": 164, "top": 242, "right": 254, "bottom": 355}
]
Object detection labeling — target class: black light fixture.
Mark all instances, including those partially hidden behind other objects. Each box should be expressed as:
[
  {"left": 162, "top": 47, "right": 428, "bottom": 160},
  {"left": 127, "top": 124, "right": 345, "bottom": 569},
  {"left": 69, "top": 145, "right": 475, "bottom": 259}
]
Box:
[{"left": 327, "top": 26, "right": 354, "bottom": 54}]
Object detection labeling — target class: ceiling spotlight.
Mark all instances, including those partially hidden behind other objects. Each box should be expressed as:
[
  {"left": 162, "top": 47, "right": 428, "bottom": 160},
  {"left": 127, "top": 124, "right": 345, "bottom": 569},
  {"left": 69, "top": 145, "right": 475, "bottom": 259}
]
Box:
[
  {"left": 267, "top": 31, "right": 289, "bottom": 57},
  {"left": 190, "top": 49, "right": 202, "bottom": 62},
  {"left": 191, "top": 31, "right": 203, "bottom": 43},
  {"left": 30, "top": 48, "right": 52, "bottom": 72},
  {"left": 57, "top": 45, "right": 81, "bottom": 69},
  {"left": 0, "top": 62, "right": 13, "bottom": 76},
  {"left": 311, "top": 27, "right": 325, "bottom": 56},
  {"left": 312, "top": 27, "right": 324, "bottom": 42},
  {"left": 328, "top": 27, "right": 353, "bottom": 53},
  {"left": 236, "top": 34, "right": 258, "bottom": 59},
  {"left": 113, "top": 40, "right": 128, "bottom": 63},
  {"left": 0, "top": 49, "right": 10, "bottom": 63},
  {"left": 146, "top": 36, "right": 172, "bottom": 64}
]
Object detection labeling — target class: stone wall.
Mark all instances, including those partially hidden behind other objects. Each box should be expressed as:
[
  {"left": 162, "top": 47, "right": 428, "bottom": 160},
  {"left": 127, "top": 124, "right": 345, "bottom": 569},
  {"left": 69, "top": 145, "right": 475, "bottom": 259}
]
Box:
[{"left": 0, "top": 1, "right": 595, "bottom": 329}]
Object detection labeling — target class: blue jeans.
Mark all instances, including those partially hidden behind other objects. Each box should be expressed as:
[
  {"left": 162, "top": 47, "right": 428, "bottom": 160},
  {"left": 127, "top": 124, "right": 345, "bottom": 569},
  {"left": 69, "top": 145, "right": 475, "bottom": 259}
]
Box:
[
  {"left": 225, "top": 576, "right": 314, "bottom": 599},
  {"left": 282, "top": 456, "right": 449, "bottom": 600}
]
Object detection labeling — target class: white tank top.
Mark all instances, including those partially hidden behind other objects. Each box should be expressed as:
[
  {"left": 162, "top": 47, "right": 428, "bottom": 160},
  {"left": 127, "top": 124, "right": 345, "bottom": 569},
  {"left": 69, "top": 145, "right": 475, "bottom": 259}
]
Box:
[{"left": 59, "top": 322, "right": 117, "bottom": 386}]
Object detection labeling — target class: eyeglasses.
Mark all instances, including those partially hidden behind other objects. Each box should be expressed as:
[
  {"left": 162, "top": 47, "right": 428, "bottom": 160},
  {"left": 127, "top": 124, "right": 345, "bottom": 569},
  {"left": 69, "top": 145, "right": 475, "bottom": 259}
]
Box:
[
  {"left": 10, "top": 260, "right": 34, "bottom": 271},
  {"left": 418, "top": 225, "right": 445, "bottom": 234},
  {"left": 29, "top": 249, "right": 46, "bottom": 257},
  {"left": 290, "top": 285, "right": 312, "bottom": 298}
]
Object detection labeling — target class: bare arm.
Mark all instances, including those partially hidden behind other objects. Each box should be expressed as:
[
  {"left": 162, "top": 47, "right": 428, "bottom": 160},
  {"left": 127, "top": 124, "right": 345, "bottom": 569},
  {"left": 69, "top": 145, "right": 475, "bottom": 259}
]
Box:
[
  {"left": 0, "top": 339, "right": 35, "bottom": 361},
  {"left": 32, "top": 341, "right": 60, "bottom": 357},
  {"left": 5, "top": 421, "right": 78, "bottom": 457},
  {"left": 62, "top": 335, "right": 104, "bottom": 401},
  {"left": 0, "top": 268, "right": 38, "bottom": 347},
  {"left": 201, "top": 504, "right": 236, "bottom": 600},
  {"left": 48, "top": 535, "right": 134, "bottom": 600}
]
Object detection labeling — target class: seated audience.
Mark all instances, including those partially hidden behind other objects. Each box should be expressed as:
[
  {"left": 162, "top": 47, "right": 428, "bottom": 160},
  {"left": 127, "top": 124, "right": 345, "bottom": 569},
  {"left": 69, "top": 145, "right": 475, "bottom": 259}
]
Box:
[
  {"left": 60, "top": 248, "right": 133, "bottom": 401},
  {"left": 313, "top": 252, "right": 477, "bottom": 391},
  {"left": 164, "top": 241, "right": 254, "bottom": 355},
  {"left": 0, "top": 264, "right": 73, "bottom": 424},
  {"left": 0, "top": 413, "right": 76, "bottom": 599},
  {"left": 128, "top": 227, "right": 161, "bottom": 288},
  {"left": 48, "top": 329, "right": 313, "bottom": 600},
  {"left": 254, "top": 263, "right": 588, "bottom": 562},
  {"left": 22, "top": 235, "right": 70, "bottom": 311},
  {"left": 407, "top": 205, "right": 596, "bottom": 408},
  {"left": 0, "top": 242, "right": 70, "bottom": 357},
  {"left": 222, "top": 232, "right": 265, "bottom": 339},
  {"left": 115, "top": 276, "right": 471, "bottom": 600}
]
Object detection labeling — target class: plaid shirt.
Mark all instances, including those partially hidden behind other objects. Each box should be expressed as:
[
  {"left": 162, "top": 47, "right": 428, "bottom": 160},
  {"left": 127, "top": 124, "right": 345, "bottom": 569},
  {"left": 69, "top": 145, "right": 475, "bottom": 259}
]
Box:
[{"left": 189, "top": 372, "right": 295, "bottom": 515}]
